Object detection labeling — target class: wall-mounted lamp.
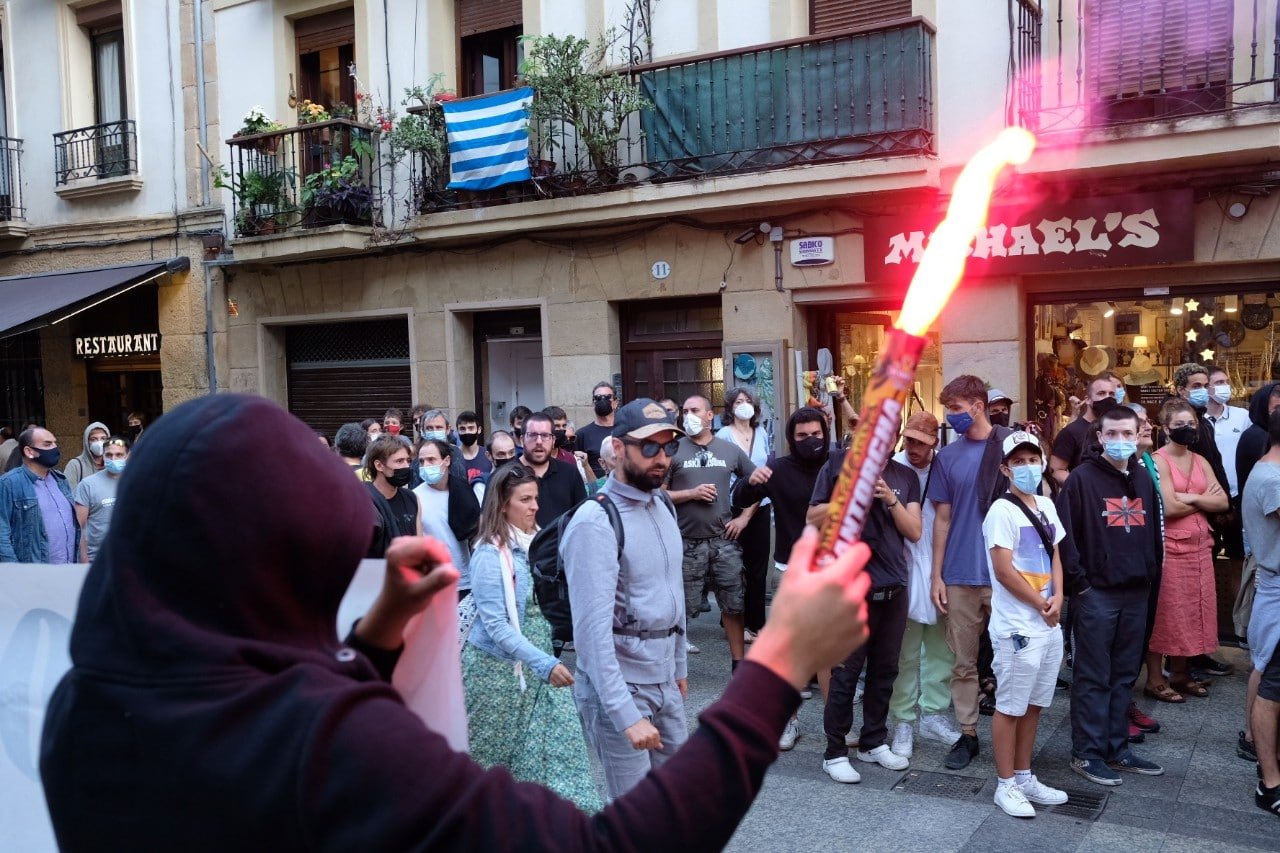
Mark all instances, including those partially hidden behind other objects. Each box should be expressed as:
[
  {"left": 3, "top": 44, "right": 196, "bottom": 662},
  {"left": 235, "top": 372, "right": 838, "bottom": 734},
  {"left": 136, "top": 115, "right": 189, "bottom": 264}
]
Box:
[
  {"left": 1104, "top": 301, "right": 1117, "bottom": 318},
  {"left": 1170, "top": 297, "right": 1184, "bottom": 316},
  {"left": 1224, "top": 295, "right": 1239, "bottom": 313}
]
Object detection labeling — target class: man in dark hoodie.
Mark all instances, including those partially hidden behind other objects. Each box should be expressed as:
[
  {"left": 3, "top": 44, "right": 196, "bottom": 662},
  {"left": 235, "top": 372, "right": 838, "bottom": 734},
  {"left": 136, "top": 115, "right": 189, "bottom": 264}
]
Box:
[
  {"left": 39, "top": 393, "right": 876, "bottom": 852},
  {"left": 1057, "top": 405, "right": 1165, "bottom": 787}
]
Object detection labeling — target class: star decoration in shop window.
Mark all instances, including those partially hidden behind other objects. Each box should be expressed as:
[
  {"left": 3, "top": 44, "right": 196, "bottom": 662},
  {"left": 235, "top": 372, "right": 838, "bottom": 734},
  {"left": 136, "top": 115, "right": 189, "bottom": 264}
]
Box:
[
  {"left": 1201, "top": 313, "right": 1215, "bottom": 326},
  {"left": 1185, "top": 299, "right": 1200, "bottom": 313},
  {"left": 1186, "top": 328, "right": 1199, "bottom": 342},
  {"left": 1201, "top": 347, "right": 1216, "bottom": 362}
]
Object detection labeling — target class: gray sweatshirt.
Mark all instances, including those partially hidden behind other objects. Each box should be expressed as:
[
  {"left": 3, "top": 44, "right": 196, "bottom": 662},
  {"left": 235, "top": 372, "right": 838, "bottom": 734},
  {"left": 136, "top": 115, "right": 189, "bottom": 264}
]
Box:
[{"left": 562, "top": 475, "right": 687, "bottom": 733}]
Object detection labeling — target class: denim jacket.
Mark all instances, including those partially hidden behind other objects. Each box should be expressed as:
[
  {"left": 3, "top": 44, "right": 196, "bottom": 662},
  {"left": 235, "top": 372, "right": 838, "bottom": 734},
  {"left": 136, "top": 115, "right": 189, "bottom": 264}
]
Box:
[
  {"left": 466, "top": 541, "right": 558, "bottom": 683},
  {"left": 0, "top": 465, "right": 78, "bottom": 563}
]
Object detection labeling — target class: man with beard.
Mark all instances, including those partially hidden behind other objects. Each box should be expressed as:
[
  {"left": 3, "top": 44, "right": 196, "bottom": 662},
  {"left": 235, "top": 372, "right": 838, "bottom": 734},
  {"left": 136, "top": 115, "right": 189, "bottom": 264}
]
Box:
[
  {"left": 732, "top": 406, "right": 835, "bottom": 750},
  {"left": 522, "top": 411, "right": 588, "bottom": 527},
  {"left": 562, "top": 398, "right": 688, "bottom": 799}
]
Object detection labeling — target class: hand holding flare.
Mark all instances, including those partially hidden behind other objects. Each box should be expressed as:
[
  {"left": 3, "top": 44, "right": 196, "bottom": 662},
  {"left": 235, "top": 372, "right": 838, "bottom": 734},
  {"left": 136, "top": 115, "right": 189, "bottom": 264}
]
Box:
[{"left": 816, "top": 128, "right": 1037, "bottom": 562}]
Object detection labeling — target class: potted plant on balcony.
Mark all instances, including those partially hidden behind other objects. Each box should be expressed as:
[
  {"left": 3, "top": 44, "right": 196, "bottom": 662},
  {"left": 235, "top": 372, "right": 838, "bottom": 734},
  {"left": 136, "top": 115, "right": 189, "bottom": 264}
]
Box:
[
  {"left": 386, "top": 78, "right": 458, "bottom": 212},
  {"left": 214, "top": 164, "right": 295, "bottom": 237},
  {"left": 520, "top": 29, "right": 650, "bottom": 186},
  {"left": 231, "top": 106, "right": 286, "bottom": 155},
  {"left": 301, "top": 139, "right": 376, "bottom": 227}
]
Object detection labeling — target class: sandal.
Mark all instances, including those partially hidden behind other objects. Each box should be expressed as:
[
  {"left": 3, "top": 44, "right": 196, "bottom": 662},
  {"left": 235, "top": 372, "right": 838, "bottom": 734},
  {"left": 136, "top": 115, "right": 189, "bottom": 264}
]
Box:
[
  {"left": 1169, "top": 678, "right": 1209, "bottom": 698},
  {"left": 1143, "top": 683, "right": 1186, "bottom": 704}
]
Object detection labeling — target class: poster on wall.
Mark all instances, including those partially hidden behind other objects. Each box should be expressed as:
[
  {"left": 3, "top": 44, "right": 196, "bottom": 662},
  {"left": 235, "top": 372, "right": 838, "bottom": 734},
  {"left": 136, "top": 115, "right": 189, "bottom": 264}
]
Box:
[{"left": 723, "top": 341, "right": 785, "bottom": 457}]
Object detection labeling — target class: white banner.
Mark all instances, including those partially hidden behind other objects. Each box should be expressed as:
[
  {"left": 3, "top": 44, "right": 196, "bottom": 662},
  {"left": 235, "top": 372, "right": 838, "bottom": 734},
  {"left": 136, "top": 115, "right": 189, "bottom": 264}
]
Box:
[{"left": 1, "top": 560, "right": 389, "bottom": 852}]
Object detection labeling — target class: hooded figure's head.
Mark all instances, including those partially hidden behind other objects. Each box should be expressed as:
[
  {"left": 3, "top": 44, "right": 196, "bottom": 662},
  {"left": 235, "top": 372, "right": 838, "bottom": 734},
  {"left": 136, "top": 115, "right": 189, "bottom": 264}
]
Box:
[
  {"left": 67, "top": 394, "right": 376, "bottom": 678},
  {"left": 786, "top": 407, "right": 829, "bottom": 465},
  {"left": 1249, "top": 382, "right": 1280, "bottom": 430}
]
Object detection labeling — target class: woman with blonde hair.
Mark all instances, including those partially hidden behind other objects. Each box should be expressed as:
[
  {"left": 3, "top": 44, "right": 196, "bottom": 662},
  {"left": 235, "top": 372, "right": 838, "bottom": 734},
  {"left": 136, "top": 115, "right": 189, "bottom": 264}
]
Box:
[{"left": 461, "top": 463, "right": 600, "bottom": 809}]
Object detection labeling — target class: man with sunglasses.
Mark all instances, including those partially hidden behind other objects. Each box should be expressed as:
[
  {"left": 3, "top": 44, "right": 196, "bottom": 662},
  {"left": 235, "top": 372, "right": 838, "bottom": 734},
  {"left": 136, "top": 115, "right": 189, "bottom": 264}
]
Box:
[
  {"left": 667, "top": 395, "right": 757, "bottom": 672},
  {"left": 577, "top": 380, "right": 618, "bottom": 479},
  {"left": 522, "top": 411, "right": 588, "bottom": 527},
  {"left": 563, "top": 398, "right": 688, "bottom": 799}
]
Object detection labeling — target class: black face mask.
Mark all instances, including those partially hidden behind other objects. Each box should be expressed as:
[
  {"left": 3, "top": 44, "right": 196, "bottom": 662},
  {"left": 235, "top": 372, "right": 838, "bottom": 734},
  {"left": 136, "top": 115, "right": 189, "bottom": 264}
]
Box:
[
  {"left": 988, "top": 412, "right": 1010, "bottom": 428},
  {"left": 593, "top": 399, "right": 614, "bottom": 417},
  {"left": 793, "top": 435, "right": 826, "bottom": 462},
  {"left": 128, "top": 425, "right": 142, "bottom": 438},
  {"left": 553, "top": 428, "right": 569, "bottom": 449},
  {"left": 458, "top": 432, "right": 480, "bottom": 447},
  {"left": 1168, "top": 424, "right": 1199, "bottom": 447},
  {"left": 385, "top": 467, "right": 411, "bottom": 488},
  {"left": 1091, "top": 398, "right": 1119, "bottom": 420},
  {"left": 513, "top": 427, "right": 524, "bottom": 439},
  {"left": 494, "top": 456, "right": 516, "bottom": 469}
]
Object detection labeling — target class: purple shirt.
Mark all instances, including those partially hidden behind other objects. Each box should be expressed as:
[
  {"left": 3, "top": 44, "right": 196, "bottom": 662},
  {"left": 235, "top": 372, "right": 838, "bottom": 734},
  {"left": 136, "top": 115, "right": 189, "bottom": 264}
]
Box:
[{"left": 34, "top": 470, "right": 76, "bottom": 563}]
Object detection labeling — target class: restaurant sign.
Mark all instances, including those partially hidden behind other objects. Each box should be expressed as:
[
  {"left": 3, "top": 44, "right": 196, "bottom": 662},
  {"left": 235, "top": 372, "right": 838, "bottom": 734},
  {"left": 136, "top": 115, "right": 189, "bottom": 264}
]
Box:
[
  {"left": 74, "top": 333, "right": 161, "bottom": 358},
  {"left": 863, "top": 189, "right": 1194, "bottom": 283}
]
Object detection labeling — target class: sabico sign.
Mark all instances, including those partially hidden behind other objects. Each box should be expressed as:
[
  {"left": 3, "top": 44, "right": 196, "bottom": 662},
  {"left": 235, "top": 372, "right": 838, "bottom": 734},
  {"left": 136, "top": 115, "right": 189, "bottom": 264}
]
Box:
[
  {"left": 863, "top": 189, "right": 1194, "bottom": 282},
  {"left": 73, "top": 333, "right": 161, "bottom": 358}
]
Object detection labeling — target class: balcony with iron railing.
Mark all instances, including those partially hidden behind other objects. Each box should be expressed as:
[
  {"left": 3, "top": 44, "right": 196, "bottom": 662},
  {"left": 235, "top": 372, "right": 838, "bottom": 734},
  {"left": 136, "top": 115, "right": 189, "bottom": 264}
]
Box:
[
  {"left": 1013, "top": 0, "right": 1280, "bottom": 134},
  {"left": 0, "top": 135, "right": 26, "bottom": 235},
  {"left": 223, "top": 118, "right": 381, "bottom": 239},
  {"left": 53, "top": 120, "right": 141, "bottom": 199},
  {"left": 410, "top": 19, "right": 935, "bottom": 215}
]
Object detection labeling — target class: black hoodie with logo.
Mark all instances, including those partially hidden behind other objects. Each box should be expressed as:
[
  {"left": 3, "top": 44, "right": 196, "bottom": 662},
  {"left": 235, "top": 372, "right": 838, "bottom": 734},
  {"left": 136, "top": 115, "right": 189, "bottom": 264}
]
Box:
[
  {"left": 1056, "top": 444, "right": 1163, "bottom": 595},
  {"left": 40, "top": 394, "right": 801, "bottom": 852}
]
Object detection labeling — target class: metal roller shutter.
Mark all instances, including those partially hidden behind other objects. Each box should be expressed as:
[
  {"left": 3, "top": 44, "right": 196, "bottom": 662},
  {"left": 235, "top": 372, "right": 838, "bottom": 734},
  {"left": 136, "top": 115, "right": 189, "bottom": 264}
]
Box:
[
  {"left": 458, "top": 0, "right": 522, "bottom": 37},
  {"left": 286, "top": 318, "right": 412, "bottom": 438},
  {"left": 1086, "top": 0, "right": 1233, "bottom": 98},
  {"left": 810, "top": 0, "right": 912, "bottom": 33}
]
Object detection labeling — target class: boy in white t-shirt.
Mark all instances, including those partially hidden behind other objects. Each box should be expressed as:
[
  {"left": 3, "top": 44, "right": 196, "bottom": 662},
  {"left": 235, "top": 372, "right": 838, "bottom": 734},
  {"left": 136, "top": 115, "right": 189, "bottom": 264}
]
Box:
[{"left": 982, "top": 431, "right": 1069, "bottom": 818}]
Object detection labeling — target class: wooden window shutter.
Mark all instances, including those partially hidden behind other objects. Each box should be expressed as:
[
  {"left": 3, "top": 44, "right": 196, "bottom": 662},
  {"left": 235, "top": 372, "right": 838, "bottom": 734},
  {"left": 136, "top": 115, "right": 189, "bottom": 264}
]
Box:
[
  {"left": 295, "top": 7, "right": 356, "bottom": 54},
  {"left": 1086, "top": 0, "right": 1234, "bottom": 98},
  {"left": 810, "top": 0, "right": 912, "bottom": 34},
  {"left": 458, "top": 0, "right": 522, "bottom": 38}
]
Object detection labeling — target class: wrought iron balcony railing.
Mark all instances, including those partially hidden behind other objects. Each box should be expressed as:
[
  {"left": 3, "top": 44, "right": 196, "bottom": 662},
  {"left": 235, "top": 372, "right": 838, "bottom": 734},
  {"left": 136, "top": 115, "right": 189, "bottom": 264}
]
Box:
[
  {"left": 0, "top": 136, "right": 24, "bottom": 220},
  {"left": 411, "top": 19, "right": 935, "bottom": 214},
  {"left": 54, "top": 120, "right": 137, "bottom": 184},
  {"left": 224, "top": 118, "right": 381, "bottom": 238},
  {"left": 1013, "top": 0, "right": 1280, "bottom": 133}
]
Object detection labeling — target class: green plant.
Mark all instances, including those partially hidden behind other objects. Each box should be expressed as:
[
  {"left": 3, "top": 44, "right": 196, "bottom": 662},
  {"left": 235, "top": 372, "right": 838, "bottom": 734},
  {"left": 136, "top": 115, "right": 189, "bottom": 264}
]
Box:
[
  {"left": 298, "top": 99, "right": 331, "bottom": 124},
  {"left": 386, "top": 76, "right": 456, "bottom": 190},
  {"left": 520, "top": 30, "right": 650, "bottom": 180},
  {"left": 214, "top": 163, "right": 295, "bottom": 235},
  {"left": 234, "top": 105, "right": 285, "bottom": 137},
  {"left": 301, "top": 138, "right": 376, "bottom": 225}
]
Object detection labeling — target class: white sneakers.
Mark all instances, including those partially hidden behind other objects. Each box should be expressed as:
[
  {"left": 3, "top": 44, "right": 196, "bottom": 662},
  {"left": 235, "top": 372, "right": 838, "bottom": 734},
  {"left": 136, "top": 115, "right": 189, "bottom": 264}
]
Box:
[
  {"left": 918, "top": 714, "right": 960, "bottom": 745},
  {"left": 994, "top": 776, "right": 1069, "bottom": 818},
  {"left": 822, "top": 757, "right": 862, "bottom": 783},
  {"left": 687, "top": 643, "right": 700, "bottom": 654},
  {"left": 856, "top": 744, "right": 910, "bottom": 771},
  {"left": 890, "top": 721, "right": 914, "bottom": 758},
  {"left": 779, "top": 718, "right": 799, "bottom": 751},
  {"left": 994, "top": 782, "right": 1035, "bottom": 818}
]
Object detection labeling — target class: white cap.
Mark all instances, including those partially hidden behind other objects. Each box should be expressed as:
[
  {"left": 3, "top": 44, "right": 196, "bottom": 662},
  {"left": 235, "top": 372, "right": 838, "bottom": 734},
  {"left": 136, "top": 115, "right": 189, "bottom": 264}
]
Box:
[{"left": 1001, "top": 430, "right": 1041, "bottom": 460}]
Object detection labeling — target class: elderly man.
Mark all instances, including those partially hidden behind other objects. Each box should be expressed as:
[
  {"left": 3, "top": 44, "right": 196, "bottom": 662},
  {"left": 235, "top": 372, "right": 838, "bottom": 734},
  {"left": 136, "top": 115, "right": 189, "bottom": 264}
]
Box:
[{"left": 0, "top": 427, "right": 78, "bottom": 563}]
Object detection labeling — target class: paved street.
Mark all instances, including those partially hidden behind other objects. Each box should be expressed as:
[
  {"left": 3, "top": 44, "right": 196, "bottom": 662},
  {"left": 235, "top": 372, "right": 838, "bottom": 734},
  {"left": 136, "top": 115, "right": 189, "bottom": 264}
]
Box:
[{"left": 575, "top": 606, "right": 1278, "bottom": 852}]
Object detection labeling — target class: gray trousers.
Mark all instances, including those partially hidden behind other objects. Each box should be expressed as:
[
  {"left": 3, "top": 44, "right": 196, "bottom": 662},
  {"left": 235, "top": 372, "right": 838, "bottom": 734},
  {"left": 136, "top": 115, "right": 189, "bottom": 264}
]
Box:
[{"left": 573, "top": 669, "right": 688, "bottom": 800}]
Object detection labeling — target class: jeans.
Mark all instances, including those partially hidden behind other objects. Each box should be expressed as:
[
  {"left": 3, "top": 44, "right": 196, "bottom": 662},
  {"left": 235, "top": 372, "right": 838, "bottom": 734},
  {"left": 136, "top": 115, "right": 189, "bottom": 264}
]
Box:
[
  {"left": 943, "top": 585, "right": 993, "bottom": 728},
  {"left": 1070, "top": 586, "right": 1148, "bottom": 761},
  {"left": 824, "top": 587, "right": 909, "bottom": 758},
  {"left": 573, "top": 670, "right": 687, "bottom": 801},
  {"left": 890, "top": 617, "right": 956, "bottom": 722}
]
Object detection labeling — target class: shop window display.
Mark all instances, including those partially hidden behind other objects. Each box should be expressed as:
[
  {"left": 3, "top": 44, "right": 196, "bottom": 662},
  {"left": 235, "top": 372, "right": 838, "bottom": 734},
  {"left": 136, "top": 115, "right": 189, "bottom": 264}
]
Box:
[{"left": 1031, "top": 293, "right": 1279, "bottom": 439}]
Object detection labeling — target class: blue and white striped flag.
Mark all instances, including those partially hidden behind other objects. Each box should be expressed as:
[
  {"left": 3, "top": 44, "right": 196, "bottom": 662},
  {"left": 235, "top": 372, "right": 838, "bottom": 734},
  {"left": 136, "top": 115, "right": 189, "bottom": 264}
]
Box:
[{"left": 442, "top": 87, "right": 535, "bottom": 191}]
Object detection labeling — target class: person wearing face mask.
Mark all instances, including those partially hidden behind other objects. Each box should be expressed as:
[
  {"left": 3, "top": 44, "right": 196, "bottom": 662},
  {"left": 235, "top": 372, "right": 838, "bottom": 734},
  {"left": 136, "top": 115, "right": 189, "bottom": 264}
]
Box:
[
  {"left": 417, "top": 409, "right": 469, "bottom": 491},
  {"left": 0, "top": 427, "right": 78, "bottom": 563},
  {"left": 509, "top": 405, "right": 532, "bottom": 456},
  {"left": 1056, "top": 405, "right": 1165, "bottom": 786},
  {"left": 733, "top": 407, "right": 835, "bottom": 749},
  {"left": 125, "top": 411, "right": 146, "bottom": 444},
  {"left": 73, "top": 436, "right": 130, "bottom": 563},
  {"left": 63, "top": 421, "right": 110, "bottom": 491},
  {"left": 717, "top": 387, "right": 772, "bottom": 643},
  {"left": 987, "top": 390, "right": 1015, "bottom": 429},
  {"left": 1049, "top": 375, "right": 1120, "bottom": 486},
  {"left": 1146, "top": 400, "right": 1229, "bottom": 702},
  {"left": 383, "top": 408, "right": 405, "bottom": 438},
  {"left": 541, "top": 406, "right": 579, "bottom": 468},
  {"left": 1171, "top": 362, "right": 1232, "bottom": 497},
  {"left": 456, "top": 410, "right": 493, "bottom": 484},
  {"left": 576, "top": 381, "right": 619, "bottom": 479},
  {"left": 363, "top": 435, "right": 421, "bottom": 558},
  {"left": 411, "top": 438, "right": 477, "bottom": 582},
  {"left": 474, "top": 430, "right": 519, "bottom": 505}
]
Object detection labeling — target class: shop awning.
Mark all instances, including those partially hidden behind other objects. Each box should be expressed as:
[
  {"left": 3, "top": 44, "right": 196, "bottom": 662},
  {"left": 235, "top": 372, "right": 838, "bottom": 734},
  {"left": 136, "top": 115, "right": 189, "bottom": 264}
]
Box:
[{"left": 0, "top": 257, "right": 191, "bottom": 340}]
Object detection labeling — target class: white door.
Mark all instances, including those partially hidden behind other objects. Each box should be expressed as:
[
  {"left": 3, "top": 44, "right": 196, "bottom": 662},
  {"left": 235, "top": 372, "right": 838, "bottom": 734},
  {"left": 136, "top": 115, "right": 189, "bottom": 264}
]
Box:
[{"left": 485, "top": 338, "right": 544, "bottom": 426}]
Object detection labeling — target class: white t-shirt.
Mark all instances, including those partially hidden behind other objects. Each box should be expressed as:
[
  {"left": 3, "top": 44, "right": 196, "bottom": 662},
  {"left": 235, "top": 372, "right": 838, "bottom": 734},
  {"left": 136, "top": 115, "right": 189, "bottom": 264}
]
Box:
[
  {"left": 892, "top": 450, "right": 937, "bottom": 625},
  {"left": 413, "top": 483, "right": 450, "bottom": 528},
  {"left": 1206, "top": 405, "right": 1250, "bottom": 496},
  {"left": 982, "top": 495, "right": 1064, "bottom": 638}
]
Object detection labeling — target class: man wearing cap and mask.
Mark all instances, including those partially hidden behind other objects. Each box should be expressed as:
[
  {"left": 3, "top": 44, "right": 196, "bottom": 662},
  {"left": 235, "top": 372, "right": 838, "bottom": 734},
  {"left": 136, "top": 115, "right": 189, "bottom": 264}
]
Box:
[
  {"left": 987, "top": 390, "right": 1015, "bottom": 429},
  {"left": 0, "top": 427, "right": 78, "bottom": 563},
  {"left": 562, "top": 398, "right": 688, "bottom": 799}
]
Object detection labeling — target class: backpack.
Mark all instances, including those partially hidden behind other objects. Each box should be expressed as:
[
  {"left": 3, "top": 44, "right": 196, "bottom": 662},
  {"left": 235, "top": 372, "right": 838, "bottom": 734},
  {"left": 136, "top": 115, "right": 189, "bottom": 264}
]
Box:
[{"left": 528, "top": 490, "right": 674, "bottom": 656}]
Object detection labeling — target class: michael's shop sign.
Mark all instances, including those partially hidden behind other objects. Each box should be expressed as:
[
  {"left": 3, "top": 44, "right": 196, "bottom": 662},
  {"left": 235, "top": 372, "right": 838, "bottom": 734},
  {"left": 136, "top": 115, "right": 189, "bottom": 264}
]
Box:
[{"left": 863, "top": 189, "right": 1194, "bottom": 282}]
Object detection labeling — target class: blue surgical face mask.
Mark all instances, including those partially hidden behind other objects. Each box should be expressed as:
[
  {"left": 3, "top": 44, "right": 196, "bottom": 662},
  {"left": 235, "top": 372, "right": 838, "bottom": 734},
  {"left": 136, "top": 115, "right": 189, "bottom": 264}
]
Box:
[
  {"left": 1010, "top": 462, "right": 1043, "bottom": 494},
  {"left": 423, "top": 429, "right": 447, "bottom": 443},
  {"left": 104, "top": 458, "right": 126, "bottom": 476},
  {"left": 1103, "top": 439, "right": 1137, "bottom": 462},
  {"left": 1187, "top": 388, "right": 1209, "bottom": 408},
  {"left": 1114, "top": 387, "right": 1126, "bottom": 404},
  {"left": 946, "top": 409, "right": 974, "bottom": 437},
  {"left": 422, "top": 464, "right": 445, "bottom": 485}
]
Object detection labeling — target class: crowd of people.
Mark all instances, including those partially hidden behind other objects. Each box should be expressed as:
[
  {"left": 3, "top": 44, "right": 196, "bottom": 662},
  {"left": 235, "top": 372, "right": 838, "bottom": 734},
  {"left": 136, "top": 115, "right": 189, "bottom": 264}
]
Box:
[{"left": 10, "top": 363, "right": 1280, "bottom": 824}]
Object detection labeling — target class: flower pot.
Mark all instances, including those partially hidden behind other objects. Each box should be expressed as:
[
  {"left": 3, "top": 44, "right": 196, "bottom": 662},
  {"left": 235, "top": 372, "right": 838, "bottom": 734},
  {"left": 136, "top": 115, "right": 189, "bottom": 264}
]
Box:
[{"left": 252, "top": 137, "right": 280, "bottom": 156}]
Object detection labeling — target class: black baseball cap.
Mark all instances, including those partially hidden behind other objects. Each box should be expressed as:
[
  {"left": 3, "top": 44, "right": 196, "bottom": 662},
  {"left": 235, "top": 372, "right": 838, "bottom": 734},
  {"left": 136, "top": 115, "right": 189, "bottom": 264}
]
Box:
[{"left": 612, "top": 398, "right": 684, "bottom": 439}]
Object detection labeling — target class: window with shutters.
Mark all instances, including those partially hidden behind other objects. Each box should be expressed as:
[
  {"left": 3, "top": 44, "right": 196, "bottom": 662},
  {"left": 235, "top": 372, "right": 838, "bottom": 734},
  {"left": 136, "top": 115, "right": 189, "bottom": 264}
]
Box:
[
  {"left": 458, "top": 0, "right": 522, "bottom": 96},
  {"left": 1085, "top": 0, "right": 1233, "bottom": 123},
  {"left": 296, "top": 7, "right": 356, "bottom": 112},
  {"left": 810, "top": 0, "right": 912, "bottom": 34}
]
